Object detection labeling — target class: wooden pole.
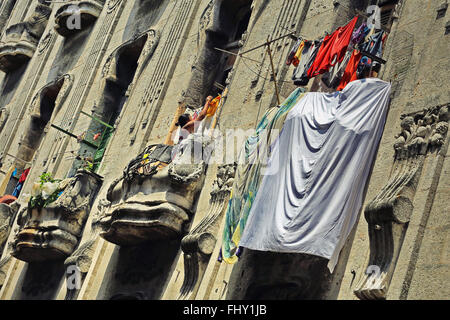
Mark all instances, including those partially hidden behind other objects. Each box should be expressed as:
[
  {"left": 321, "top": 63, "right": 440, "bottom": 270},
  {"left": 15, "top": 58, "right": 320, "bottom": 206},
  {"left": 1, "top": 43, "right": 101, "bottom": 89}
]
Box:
[{"left": 265, "top": 36, "right": 281, "bottom": 106}]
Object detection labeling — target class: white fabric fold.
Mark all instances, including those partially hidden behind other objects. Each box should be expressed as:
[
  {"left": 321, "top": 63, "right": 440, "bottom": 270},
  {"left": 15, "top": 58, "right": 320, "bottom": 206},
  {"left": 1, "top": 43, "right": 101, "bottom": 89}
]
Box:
[{"left": 239, "top": 78, "right": 391, "bottom": 272}]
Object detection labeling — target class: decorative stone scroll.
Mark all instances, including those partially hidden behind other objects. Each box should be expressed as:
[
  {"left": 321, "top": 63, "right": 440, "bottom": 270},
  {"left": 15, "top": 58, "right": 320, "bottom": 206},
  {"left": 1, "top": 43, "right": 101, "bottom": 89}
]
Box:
[
  {"left": 354, "top": 104, "right": 449, "bottom": 300},
  {"left": 54, "top": 0, "right": 106, "bottom": 37},
  {"left": 98, "top": 133, "right": 214, "bottom": 246},
  {"left": 0, "top": 1, "right": 52, "bottom": 72},
  {"left": 178, "top": 163, "right": 236, "bottom": 300},
  {"left": 11, "top": 169, "right": 103, "bottom": 262},
  {"left": 0, "top": 107, "right": 9, "bottom": 135}
]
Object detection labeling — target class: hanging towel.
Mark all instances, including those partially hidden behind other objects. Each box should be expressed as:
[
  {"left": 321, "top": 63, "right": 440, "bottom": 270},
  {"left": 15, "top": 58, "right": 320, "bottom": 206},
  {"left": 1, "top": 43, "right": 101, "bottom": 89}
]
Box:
[
  {"left": 221, "top": 88, "right": 307, "bottom": 264},
  {"left": 238, "top": 78, "right": 391, "bottom": 273},
  {"left": 292, "top": 40, "right": 322, "bottom": 86},
  {"left": 336, "top": 49, "right": 362, "bottom": 91}
]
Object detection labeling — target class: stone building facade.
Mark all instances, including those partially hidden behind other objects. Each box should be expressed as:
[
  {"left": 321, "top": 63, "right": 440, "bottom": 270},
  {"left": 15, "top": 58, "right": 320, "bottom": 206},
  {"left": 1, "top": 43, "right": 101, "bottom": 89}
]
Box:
[{"left": 0, "top": 0, "right": 448, "bottom": 300}]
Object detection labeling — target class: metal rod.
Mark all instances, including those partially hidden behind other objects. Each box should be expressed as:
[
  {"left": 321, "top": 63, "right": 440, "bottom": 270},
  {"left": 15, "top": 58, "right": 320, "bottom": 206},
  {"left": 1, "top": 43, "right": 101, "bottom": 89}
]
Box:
[
  {"left": 5, "top": 153, "right": 31, "bottom": 164},
  {"left": 266, "top": 36, "right": 281, "bottom": 106},
  {"left": 240, "top": 31, "right": 297, "bottom": 55},
  {"left": 50, "top": 124, "right": 99, "bottom": 149},
  {"left": 360, "top": 50, "right": 386, "bottom": 64},
  {"left": 80, "top": 111, "right": 115, "bottom": 130},
  {"left": 213, "top": 47, "right": 263, "bottom": 64}
]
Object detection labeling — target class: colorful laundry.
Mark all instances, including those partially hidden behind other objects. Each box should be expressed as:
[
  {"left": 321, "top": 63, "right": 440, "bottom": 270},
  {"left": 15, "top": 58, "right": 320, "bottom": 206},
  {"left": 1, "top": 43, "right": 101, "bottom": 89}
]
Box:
[
  {"left": 307, "top": 16, "right": 358, "bottom": 78},
  {"left": 321, "top": 47, "right": 353, "bottom": 89},
  {"left": 336, "top": 49, "right": 362, "bottom": 91},
  {"left": 292, "top": 39, "right": 322, "bottom": 86}
]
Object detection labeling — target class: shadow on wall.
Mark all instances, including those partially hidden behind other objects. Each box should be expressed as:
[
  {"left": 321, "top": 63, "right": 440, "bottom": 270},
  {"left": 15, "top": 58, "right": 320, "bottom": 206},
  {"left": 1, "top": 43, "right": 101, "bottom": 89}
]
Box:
[
  {"left": 13, "top": 261, "right": 66, "bottom": 300},
  {"left": 0, "top": 64, "right": 26, "bottom": 107},
  {"left": 226, "top": 249, "right": 335, "bottom": 300},
  {"left": 102, "top": 239, "right": 180, "bottom": 300},
  {"left": 47, "top": 26, "right": 93, "bottom": 82},
  {"left": 122, "top": 0, "right": 168, "bottom": 43}
]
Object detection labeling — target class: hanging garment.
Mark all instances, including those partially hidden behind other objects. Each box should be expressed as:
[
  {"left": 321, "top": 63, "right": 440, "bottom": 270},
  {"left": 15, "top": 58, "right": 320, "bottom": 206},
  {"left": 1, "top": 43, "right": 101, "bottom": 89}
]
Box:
[
  {"left": 351, "top": 22, "right": 367, "bottom": 46},
  {"left": 321, "top": 48, "right": 353, "bottom": 89},
  {"left": 292, "top": 40, "right": 305, "bottom": 67},
  {"left": 307, "top": 16, "right": 358, "bottom": 78},
  {"left": 336, "top": 49, "right": 362, "bottom": 91},
  {"left": 205, "top": 95, "right": 221, "bottom": 117},
  {"left": 359, "top": 30, "right": 385, "bottom": 73},
  {"left": 11, "top": 167, "right": 30, "bottom": 198},
  {"left": 286, "top": 39, "right": 302, "bottom": 65},
  {"left": 292, "top": 40, "right": 322, "bottom": 86},
  {"left": 221, "top": 87, "right": 307, "bottom": 264},
  {"left": 238, "top": 78, "right": 391, "bottom": 273}
]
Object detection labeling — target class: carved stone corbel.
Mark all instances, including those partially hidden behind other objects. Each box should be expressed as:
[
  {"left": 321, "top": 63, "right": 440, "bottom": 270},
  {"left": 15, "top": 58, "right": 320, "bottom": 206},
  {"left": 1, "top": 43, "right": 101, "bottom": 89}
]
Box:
[
  {"left": 0, "top": 0, "right": 52, "bottom": 72},
  {"left": 177, "top": 163, "right": 236, "bottom": 300},
  {"left": 354, "top": 104, "right": 449, "bottom": 300},
  {"left": 0, "top": 201, "right": 20, "bottom": 253},
  {"left": 54, "top": 0, "right": 106, "bottom": 37},
  {"left": 11, "top": 169, "right": 103, "bottom": 262}
]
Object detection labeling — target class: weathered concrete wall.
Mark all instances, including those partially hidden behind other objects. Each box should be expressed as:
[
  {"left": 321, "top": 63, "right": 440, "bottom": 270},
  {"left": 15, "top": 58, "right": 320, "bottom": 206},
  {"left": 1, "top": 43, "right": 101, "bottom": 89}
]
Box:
[{"left": 0, "top": 0, "right": 448, "bottom": 300}]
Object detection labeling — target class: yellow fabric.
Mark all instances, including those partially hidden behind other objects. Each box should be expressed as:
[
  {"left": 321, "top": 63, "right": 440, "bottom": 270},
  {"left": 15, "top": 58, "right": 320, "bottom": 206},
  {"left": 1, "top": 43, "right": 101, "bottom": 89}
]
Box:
[
  {"left": 292, "top": 40, "right": 305, "bottom": 67},
  {"left": 0, "top": 165, "right": 15, "bottom": 196},
  {"left": 206, "top": 95, "right": 221, "bottom": 117}
]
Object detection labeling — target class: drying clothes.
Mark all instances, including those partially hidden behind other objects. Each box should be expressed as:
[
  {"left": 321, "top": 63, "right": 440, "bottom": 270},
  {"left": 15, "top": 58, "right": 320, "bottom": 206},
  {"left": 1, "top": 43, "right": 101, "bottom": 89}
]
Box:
[
  {"left": 286, "top": 39, "right": 302, "bottom": 66},
  {"left": 238, "top": 78, "right": 391, "bottom": 273},
  {"left": 205, "top": 95, "right": 221, "bottom": 117},
  {"left": 292, "top": 40, "right": 305, "bottom": 67},
  {"left": 336, "top": 49, "right": 362, "bottom": 91},
  {"left": 351, "top": 22, "right": 367, "bottom": 46},
  {"left": 321, "top": 48, "right": 353, "bottom": 89},
  {"left": 221, "top": 87, "right": 307, "bottom": 264},
  {"left": 307, "top": 16, "right": 358, "bottom": 78},
  {"left": 292, "top": 40, "right": 322, "bottom": 86},
  {"left": 359, "top": 30, "right": 385, "bottom": 73},
  {"left": 18, "top": 168, "right": 30, "bottom": 184},
  {"left": 11, "top": 167, "right": 30, "bottom": 198}
]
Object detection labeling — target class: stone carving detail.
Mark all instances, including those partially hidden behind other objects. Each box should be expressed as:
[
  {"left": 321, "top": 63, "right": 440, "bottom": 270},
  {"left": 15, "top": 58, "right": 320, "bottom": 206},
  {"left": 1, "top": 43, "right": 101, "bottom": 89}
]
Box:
[
  {"left": 0, "top": 202, "right": 20, "bottom": 253},
  {"left": 54, "top": 0, "right": 106, "bottom": 37},
  {"left": 178, "top": 163, "right": 236, "bottom": 300},
  {"left": 0, "top": 107, "right": 10, "bottom": 135},
  {"left": 0, "top": 0, "right": 52, "bottom": 72},
  {"left": 0, "top": 255, "right": 13, "bottom": 290},
  {"left": 11, "top": 170, "right": 103, "bottom": 262},
  {"left": 354, "top": 104, "right": 449, "bottom": 300},
  {"left": 107, "top": 0, "right": 122, "bottom": 13},
  {"left": 37, "top": 32, "right": 53, "bottom": 55},
  {"left": 98, "top": 133, "right": 213, "bottom": 246}
]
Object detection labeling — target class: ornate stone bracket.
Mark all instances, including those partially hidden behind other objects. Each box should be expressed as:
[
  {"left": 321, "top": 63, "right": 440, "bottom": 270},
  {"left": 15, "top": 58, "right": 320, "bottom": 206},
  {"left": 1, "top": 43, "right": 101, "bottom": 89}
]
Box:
[
  {"left": 0, "top": 107, "right": 10, "bottom": 135},
  {"left": 0, "top": 202, "right": 20, "bottom": 253},
  {"left": 0, "top": 1, "right": 52, "bottom": 72},
  {"left": 177, "top": 163, "right": 236, "bottom": 300},
  {"left": 354, "top": 104, "right": 449, "bottom": 300},
  {"left": 11, "top": 169, "right": 103, "bottom": 262},
  {"left": 54, "top": 0, "right": 106, "bottom": 37},
  {"left": 98, "top": 134, "right": 214, "bottom": 246}
]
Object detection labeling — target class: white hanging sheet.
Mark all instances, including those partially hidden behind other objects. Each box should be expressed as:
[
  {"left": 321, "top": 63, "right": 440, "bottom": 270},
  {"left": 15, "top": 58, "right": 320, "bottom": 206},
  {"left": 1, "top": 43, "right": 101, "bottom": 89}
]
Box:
[{"left": 239, "top": 78, "right": 391, "bottom": 272}]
